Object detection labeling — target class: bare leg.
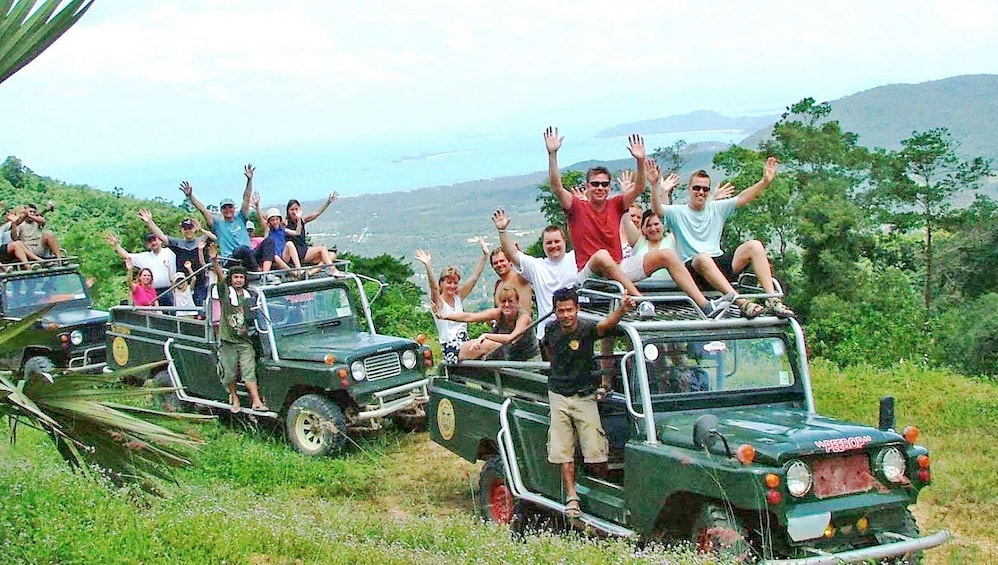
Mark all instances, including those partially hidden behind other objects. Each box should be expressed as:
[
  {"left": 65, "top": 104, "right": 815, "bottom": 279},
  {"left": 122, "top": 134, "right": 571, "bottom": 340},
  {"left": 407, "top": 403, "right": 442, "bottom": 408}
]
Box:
[
  {"left": 284, "top": 242, "right": 302, "bottom": 269},
  {"left": 691, "top": 253, "right": 738, "bottom": 295},
  {"left": 42, "top": 231, "right": 62, "bottom": 259},
  {"left": 245, "top": 381, "right": 266, "bottom": 410},
  {"left": 562, "top": 461, "right": 577, "bottom": 500},
  {"left": 586, "top": 250, "right": 641, "bottom": 296},
  {"left": 641, "top": 249, "right": 711, "bottom": 307},
  {"left": 731, "top": 240, "right": 775, "bottom": 293},
  {"left": 227, "top": 383, "right": 240, "bottom": 411}
]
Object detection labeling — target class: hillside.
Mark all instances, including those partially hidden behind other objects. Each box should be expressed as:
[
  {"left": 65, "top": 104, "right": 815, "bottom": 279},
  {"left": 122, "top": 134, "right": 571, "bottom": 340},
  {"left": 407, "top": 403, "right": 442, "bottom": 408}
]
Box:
[
  {"left": 596, "top": 110, "right": 778, "bottom": 138},
  {"left": 740, "top": 74, "right": 998, "bottom": 161}
]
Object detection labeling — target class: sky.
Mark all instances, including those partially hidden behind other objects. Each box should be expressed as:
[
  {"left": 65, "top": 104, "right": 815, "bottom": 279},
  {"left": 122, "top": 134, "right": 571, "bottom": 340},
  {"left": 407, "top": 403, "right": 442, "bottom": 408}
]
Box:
[{"left": 1, "top": 0, "right": 996, "bottom": 197}]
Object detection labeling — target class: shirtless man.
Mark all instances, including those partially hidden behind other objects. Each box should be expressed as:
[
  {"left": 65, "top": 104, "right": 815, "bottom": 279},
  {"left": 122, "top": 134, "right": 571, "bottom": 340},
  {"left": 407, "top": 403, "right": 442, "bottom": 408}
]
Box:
[{"left": 489, "top": 247, "right": 532, "bottom": 312}]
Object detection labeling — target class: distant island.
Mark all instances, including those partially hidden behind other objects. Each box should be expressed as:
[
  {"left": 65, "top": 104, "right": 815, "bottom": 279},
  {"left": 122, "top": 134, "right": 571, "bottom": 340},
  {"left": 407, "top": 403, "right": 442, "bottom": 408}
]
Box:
[{"left": 596, "top": 110, "right": 779, "bottom": 138}]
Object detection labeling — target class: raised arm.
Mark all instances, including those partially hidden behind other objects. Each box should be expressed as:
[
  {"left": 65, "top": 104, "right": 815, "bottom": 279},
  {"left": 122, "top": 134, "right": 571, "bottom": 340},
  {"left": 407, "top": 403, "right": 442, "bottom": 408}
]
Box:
[
  {"left": 250, "top": 192, "right": 270, "bottom": 238},
  {"left": 26, "top": 207, "right": 46, "bottom": 227},
  {"left": 735, "top": 156, "right": 778, "bottom": 207},
  {"left": 492, "top": 209, "right": 521, "bottom": 267},
  {"left": 650, "top": 160, "right": 678, "bottom": 215},
  {"left": 544, "top": 126, "right": 573, "bottom": 211},
  {"left": 180, "top": 181, "right": 214, "bottom": 228},
  {"left": 106, "top": 233, "right": 131, "bottom": 262},
  {"left": 622, "top": 134, "right": 647, "bottom": 207},
  {"left": 138, "top": 209, "right": 169, "bottom": 245},
  {"left": 302, "top": 191, "right": 338, "bottom": 223},
  {"left": 458, "top": 238, "right": 489, "bottom": 299},
  {"left": 617, "top": 171, "right": 641, "bottom": 246},
  {"left": 194, "top": 217, "right": 216, "bottom": 242},
  {"left": 240, "top": 164, "right": 254, "bottom": 218},
  {"left": 479, "top": 309, "right": 533, "bottom": 344},
  {"left": 207, "top": 241, "right": 224, "bottom": 281},
  {"left": 414, "top": 249, "right": 440, "bottom": 306},
  {"left": 597, "top": 295, "right": 635, "bottom": 336}
]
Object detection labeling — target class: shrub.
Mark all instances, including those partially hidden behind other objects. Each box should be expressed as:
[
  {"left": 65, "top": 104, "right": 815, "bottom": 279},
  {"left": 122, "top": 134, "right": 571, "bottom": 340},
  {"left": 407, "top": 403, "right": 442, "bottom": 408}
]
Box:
[{"left": 931, "top": 293, "right": 998, "bottom": 378}]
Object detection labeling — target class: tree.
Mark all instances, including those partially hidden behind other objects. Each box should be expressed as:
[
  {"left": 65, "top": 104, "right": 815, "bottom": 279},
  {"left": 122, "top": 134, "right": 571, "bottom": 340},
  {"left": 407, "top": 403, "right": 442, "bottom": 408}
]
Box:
[
  {"left": 758, "top": 98, "right": 873, "bottom": 314},
  {"left": 867, "top": 128, "right": 994, "bottom": 313},
  {"left": 527, "top": 169, "right": 584, "bottom": 256},
  {"left": 652, "top": 139, "right": 687, "bottom": 174},
  {"left": 0, "top": 0, "right": 93, "bottom": 85}
]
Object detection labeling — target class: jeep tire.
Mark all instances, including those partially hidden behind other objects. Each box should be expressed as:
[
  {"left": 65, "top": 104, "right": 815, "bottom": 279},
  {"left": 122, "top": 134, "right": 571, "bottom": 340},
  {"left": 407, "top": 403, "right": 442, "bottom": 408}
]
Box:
[
  {"left": 285, "top": 394, "right": 347, "bottom": 457},
  {"left": 477, "top": 456, "right": 515, "bottom": 524},
  {"left": 23, "top": 355, "right": 55, "bottom": 379},
  {"left": 151, "top": 369, "right": 191, "bottom": 412},
  {"left": 692, "top": 501, "right": 753, "bottom": 561}
]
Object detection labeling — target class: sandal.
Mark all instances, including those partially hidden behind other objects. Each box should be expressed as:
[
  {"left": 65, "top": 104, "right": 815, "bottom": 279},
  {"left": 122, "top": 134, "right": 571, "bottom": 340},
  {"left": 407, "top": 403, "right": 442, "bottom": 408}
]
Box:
[
  {"left": 738, "top": 299, "right": 765, "bottom": 319},
  {"left": 765, "top": 298, "right": 795, "bottom": 319},
  {"left": 564, "top": 496, "right": 581, "bottom": 518}
]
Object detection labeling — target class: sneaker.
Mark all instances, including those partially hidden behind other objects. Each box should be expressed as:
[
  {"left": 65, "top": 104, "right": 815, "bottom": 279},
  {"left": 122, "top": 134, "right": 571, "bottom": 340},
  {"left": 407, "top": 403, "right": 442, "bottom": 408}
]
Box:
[
  {"left": 702, "top": 292, "right": 736, "bottom": 318},
  {"left": 637, "top": 300, "right": 656, "bottom": 319},
  {"left": 263, "top": 274, "right": 280, "bottom": 284}
]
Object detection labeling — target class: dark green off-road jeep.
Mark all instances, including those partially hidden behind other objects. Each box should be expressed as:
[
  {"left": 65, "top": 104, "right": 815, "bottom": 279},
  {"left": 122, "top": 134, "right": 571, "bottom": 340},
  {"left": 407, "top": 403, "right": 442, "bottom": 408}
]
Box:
[
  {"left": 0, "top": 259, "right": 107, "bottom": 374},
  {"left": 428, "top": 278, "right": 947, "bottom": 563},
  {"left": 106, "top": 265, "right": 432, "bottom": 456}
]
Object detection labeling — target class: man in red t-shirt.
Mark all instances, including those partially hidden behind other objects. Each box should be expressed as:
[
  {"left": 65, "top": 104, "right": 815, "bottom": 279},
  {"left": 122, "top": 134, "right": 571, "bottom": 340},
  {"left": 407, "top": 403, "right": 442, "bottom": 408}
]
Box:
[{"left": 544, "top": 127, "right": 650, "bottom": 296}]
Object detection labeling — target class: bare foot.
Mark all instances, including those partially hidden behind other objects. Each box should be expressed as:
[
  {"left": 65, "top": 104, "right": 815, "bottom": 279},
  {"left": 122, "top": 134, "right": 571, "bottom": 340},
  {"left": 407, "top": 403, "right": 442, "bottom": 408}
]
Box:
[{"left": 229, "top": 393, "right": 241, "bottom": 413}]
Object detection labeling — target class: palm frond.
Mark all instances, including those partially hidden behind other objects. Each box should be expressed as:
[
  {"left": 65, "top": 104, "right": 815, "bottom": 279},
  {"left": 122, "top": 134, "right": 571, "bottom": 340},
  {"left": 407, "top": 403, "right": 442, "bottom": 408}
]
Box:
[{"left": 0, "top": 0, "right": 93, "bottom": 85}]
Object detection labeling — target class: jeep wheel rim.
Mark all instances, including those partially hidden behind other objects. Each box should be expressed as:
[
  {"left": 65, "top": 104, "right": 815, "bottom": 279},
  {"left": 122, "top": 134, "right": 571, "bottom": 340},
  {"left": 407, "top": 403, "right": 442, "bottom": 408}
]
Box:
[
  {"left": 295, "top": 412, "right": 325, "bottom": 451},
  {"left": 487, "top": 479, "right": 514, "bottom": 523}
]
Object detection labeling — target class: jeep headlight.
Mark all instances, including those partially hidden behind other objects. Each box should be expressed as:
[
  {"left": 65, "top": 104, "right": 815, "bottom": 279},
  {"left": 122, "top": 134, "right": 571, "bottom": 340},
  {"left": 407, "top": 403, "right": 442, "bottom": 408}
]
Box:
[
  {"left": 879, "top": 447, "right": 906, "bottom": 483},
  {"left": 70, "top": 330, "right": 84, "bottom": 346},
  {"left": 351, "top": 360, "right": 366, "bottom": 381},
  {"left": 786, "top": 460, "right": 813, "bottom": 497},
  {"left": 401, "top": 350, "right": 417, "bottom": 369}
]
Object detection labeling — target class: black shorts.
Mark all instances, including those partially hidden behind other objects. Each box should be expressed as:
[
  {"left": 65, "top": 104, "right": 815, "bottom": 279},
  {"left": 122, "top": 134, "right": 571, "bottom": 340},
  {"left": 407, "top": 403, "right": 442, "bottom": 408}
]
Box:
[
  {"left": 685, "top": 252, "right": 737, "bottom": 289},
  {"left": 0, "top": 243, "right": 14, "bottom": 263}
]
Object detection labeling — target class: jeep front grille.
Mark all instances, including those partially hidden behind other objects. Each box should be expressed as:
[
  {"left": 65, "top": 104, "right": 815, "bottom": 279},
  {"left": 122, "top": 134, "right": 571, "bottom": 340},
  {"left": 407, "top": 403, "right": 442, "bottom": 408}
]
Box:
[
  {"left": 83, "top": 324, "right": 106, "bottom": 344},
  {"left": 812, "top": 453, "right": 886, "bottom": 498},
  {"left": 364, "top": 352, "right": 401, "bottom": 381}
]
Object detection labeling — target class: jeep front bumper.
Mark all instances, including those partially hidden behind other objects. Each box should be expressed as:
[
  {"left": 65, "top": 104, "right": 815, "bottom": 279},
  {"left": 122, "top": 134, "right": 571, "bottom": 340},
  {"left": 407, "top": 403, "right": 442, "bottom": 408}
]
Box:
[
  {"left": 763, "top": 528, "right": 949, "bottom": 564},
  {"left": 357, "top": 378, "right": 429, "bottom": 420}
]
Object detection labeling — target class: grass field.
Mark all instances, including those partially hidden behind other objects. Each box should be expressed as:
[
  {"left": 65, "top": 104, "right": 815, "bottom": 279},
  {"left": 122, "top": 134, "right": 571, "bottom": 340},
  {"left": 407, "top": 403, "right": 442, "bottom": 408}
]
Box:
[{"left": 1, "top": 361, "right": 994, "bottom": 564}]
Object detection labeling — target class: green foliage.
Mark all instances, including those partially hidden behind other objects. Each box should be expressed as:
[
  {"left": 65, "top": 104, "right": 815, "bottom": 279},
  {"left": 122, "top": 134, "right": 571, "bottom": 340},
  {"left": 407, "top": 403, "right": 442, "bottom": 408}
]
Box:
[
  {"left": 867, "top": 128, "right": 994, "bottom": 312},
  {"left": 806, "top": 267, "right": 929, "bottom": 368},
  {"left": 340, "top": 251, "right": 435, "bottom": 340},
  {"left": 530, "top": 169, "right": 584, "bottom": 256},
  {"left": 932, "top": 293, "right": 998, "bottom": 378},
  {"left": 0, "top": 0, "right": 93, "bottom": 85},
  {"left": 934, "top": 196, "right": 998, "bottom": 301}
]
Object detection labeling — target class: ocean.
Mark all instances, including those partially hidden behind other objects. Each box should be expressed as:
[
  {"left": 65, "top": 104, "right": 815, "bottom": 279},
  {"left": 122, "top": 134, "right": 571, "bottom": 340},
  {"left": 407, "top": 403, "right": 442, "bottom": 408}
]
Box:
[{"left": 48, "top": 127, "right": 750, "bottom": 203}]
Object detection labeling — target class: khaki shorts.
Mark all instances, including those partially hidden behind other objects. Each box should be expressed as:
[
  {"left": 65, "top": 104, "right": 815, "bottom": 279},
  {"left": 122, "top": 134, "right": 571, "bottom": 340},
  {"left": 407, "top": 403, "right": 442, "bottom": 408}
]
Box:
[
  {"left": 218, "top": 341, "right": 256, "bottom": 386},
  {"left": 547, "top": 390, "right": 608, "bottom": 465}
]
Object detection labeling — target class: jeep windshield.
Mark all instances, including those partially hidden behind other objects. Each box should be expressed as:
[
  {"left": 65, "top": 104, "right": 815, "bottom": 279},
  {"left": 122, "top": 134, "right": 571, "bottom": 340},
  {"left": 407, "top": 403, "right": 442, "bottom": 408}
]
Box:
[
  {"left": 629, "top": 334, "right": 799, "bottom": 398},
  {"left": 2, "top": 272, "right": 91, "bottom": 317},
  {"left": 264, "top": 286, "right": 356, "bottom": 333}
]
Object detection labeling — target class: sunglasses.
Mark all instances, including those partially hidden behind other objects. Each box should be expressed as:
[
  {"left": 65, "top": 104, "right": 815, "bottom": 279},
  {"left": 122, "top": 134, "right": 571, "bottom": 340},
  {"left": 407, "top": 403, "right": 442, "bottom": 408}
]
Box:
[
  {"left": 690, "top": 185, "right": 711, "bottom": 193},
  {"left": 589, "top": 181, "right": 611, "bottom": 188}
]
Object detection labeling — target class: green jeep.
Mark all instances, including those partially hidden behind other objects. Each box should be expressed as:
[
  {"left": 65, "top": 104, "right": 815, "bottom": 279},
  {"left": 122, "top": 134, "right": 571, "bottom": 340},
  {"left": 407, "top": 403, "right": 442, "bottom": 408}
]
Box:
[
  {"left": 428, "top": 279, "right": 947, "bottom": 563},
  {"left": 0, "top": 260, "right": 107, "bottom": 374},
  {"left": 106, "top": 266, "right": 432, "bottom": 456}
]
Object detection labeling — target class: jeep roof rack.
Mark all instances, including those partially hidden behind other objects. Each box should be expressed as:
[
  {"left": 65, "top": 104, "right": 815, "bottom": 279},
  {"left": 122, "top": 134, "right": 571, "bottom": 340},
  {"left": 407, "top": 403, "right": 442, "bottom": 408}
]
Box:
[
  {"left": 0, "top": 256, "right": 82, "bottom": 279},
  {"left": 578, "top": 272, "right": 786, "bottom": 323},
  {"left": 226, "top": 260, "right": 352, "bottom": 286}
]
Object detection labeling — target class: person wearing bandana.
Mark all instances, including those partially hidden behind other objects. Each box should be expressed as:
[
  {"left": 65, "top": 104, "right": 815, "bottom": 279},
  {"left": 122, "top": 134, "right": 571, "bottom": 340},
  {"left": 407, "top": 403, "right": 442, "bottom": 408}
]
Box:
[{"left": 209, "top": 243, "right": 267, "bottom": 412}]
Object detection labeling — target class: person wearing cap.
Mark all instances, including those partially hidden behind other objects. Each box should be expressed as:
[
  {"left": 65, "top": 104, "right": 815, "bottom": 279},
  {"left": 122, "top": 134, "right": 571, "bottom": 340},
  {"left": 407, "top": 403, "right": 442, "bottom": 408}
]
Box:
[
  {"left": 139, "top": 209, "right": 213, "bottom": 307},
  {"left": 245, "top": 220, "right": 264, "bottom": 250},
  {"left": 106, "top": 231, "right": 177, "bottom": 307},
  {"left": 252, "top": 197, "right": 303, "bottom": 272},
  {"left": 179, "top": 164, "right": 276, "bottom": 272},
  {"left": 171, "top": 270, "right": 198, "bottom": 317}
]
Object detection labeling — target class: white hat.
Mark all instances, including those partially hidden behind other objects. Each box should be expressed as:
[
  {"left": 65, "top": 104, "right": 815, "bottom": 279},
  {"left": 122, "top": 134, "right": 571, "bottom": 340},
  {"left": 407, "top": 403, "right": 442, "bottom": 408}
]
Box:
[
  {"left": 172, "top": 272, "right": 185, "bottom": 281},
  {"left": 245, "top": 220, "right": 255, "bottom": 230},
  {"left": 265, "top": 207, "right": 282, "bottom": 220}
]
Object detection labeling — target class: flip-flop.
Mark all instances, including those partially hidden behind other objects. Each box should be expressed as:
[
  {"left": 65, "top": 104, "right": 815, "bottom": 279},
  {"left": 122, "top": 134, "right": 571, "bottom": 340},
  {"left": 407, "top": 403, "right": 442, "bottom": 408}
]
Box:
[
  {"left": 564, "top": 496, "right": 581, "bottom": 518},
  {"left": 251, "top": 405, "right": 269, "bottom": 412}
]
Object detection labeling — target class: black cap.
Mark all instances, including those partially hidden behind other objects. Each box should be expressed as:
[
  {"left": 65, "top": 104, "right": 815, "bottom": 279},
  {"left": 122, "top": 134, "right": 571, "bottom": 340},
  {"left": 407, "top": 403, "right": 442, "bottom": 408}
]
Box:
[
  {"left": 180, "top": 218, "right": 195, "bottom": 229},
  {"left": 144, "top": 232, "right": 158, "bottom": 242}
]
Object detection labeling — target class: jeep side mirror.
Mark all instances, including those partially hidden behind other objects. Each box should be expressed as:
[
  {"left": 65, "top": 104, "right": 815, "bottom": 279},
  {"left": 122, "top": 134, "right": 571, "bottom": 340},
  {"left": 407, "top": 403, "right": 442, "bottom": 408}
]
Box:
[
  {"left": 879, "top": 396, "right": 895, "bottom": 431},
  {"left": 371, "top": 274, "right": 388, "bottom": 303},
  {"left": 693, "top": 414, "right": 721, "bottom": 450}
]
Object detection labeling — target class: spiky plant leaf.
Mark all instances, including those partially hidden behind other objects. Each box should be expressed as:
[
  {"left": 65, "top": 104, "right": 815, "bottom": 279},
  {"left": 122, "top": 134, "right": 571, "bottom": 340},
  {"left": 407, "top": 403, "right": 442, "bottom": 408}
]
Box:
[{"left": 0, "top": 0, "right": 93, "bottom": 85}]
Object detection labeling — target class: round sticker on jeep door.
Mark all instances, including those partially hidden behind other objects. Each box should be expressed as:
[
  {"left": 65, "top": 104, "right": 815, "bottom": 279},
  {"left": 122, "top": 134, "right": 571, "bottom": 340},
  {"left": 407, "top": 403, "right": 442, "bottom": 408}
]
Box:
[
  {"left": 111, "top": 336, "right": 129, "bottom": 366},
  {"left": 437, "top": 398, "right": 456, "bottom": 440}
]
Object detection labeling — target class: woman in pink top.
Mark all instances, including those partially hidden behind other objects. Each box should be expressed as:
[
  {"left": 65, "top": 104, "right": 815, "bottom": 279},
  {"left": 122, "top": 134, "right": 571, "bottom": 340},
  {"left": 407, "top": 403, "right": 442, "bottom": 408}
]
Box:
[{"left": 129, "top": 263, "right": 159, "bottom": 307}]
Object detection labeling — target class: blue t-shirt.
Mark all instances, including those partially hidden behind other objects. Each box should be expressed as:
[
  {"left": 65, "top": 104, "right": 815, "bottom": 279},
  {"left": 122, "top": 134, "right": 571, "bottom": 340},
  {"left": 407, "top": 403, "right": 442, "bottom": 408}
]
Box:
[
  {"left": 659, "top": 199, "right": 738, "bottom": 263},
  {"left": 266, "top": 226, "right": 287, "bottom": 257},
  {"left": 213, "top": 211, "right": 250, "bottom": 256}
]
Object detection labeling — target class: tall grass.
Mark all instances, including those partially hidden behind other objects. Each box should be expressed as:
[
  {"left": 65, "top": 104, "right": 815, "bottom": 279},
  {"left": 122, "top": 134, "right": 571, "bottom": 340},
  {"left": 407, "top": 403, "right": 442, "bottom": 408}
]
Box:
[{"left": 1, "top": 362, "right": 993, "bottom": 563}]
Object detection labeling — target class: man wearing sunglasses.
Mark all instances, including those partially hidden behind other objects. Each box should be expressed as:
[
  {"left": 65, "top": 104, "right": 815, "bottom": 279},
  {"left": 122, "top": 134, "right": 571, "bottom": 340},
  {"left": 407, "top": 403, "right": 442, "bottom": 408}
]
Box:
[{"left": 651, "top": 157, "right": 794, "bottom": 318}]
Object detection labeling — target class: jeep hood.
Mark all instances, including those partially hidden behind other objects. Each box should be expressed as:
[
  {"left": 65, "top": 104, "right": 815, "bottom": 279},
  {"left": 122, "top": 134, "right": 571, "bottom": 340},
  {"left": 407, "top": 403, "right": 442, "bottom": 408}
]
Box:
[
  {"left": 655, "top": 405, "right": 903, "bottom": 464},
  {"left": 43, "top": 307, "right": 108, "bottom": 328},
  {"left": 277, "top": 331, "right": 416, "bottom": 362}
]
